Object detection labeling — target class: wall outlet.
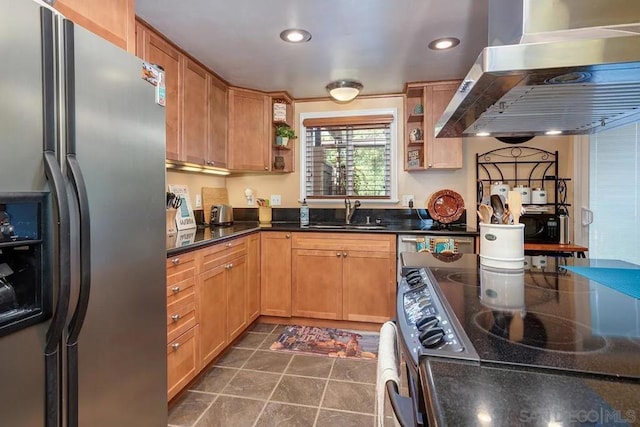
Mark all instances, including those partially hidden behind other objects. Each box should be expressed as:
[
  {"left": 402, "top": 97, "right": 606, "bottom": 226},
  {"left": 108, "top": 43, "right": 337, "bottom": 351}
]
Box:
[
  {"left": 402, "top": 195, "right": 414, "bottom": 207},
  {"left": 270, "top": 194, "right": 282, "bottom": 206},
  {"left": 195, "top": 194, "right": 202, "bottom": 209}
]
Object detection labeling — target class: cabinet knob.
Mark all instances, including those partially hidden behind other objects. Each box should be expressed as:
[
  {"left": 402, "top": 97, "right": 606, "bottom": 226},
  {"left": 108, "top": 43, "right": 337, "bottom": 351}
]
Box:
[
  {"left": 285, "top": 234, "right": 291, "bottom": 239},
  {"left": 226, "top": 243, "right": 232, "bottom": 248},
  {"left": 172, "top": 343, "right": 180, "bottom": 350},
  {"left": 336, "top": 252, "right": 341, "bottom": 257},
  {"left": 171, "top": 314, "right": 180, "bottom": 322},
  {"left": 343, "top": 252, "right": 348, "bottom": 257},
  {"left": 171, "top": 257, "right": 180, "bottom": 265},
  {"left": 264, "top": 167, "right": 269, "bottom": 170},
  {"left": 428, "top": 164, "right": 432, "bottom": 168},
  {"left": 225, "top": 263, "right": 233, "bottom": 269},
  {"left": 171, "top": 286, "right": 180, "bottom": 293}
]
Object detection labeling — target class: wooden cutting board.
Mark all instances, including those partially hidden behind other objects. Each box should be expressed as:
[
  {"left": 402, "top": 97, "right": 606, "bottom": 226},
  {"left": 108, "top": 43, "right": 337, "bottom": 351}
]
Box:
[{"left": 202, "top": 187, "right": 229, "bottom": 223}]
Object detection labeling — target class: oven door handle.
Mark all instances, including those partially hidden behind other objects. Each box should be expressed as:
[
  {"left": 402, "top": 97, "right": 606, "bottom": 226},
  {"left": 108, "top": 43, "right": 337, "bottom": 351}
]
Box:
[
  {"left": 386, "top": 381, "right": 418, "bottom": 427},
  {"left": 401, "top": 237, "right": 420, "bottom": 243}
]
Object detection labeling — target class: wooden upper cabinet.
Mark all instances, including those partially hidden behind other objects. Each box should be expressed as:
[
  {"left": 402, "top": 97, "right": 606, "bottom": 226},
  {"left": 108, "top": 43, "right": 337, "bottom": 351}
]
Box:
[
  {"left": 182, "top": 59, "right": 208, "bottom": 164},
  {"left": 136, "top": 22, "right": 181, "bottom": 160},
  {"left": 54, "top": 0, "right": 135, "bottom": 52},
  {"left": 207, "top": 76, "right": 228, "bottom": 168},
  {"left": 228, "top": 88, "right": 270, "bottom": 171},
  {"left": 424, "top": 82, "right": 463, "bottom": 169}
]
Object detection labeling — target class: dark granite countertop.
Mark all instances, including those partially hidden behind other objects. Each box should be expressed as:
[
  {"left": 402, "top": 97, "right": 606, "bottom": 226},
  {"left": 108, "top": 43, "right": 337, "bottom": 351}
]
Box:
[
  {"left": 166, "top": 221, "right": 478, "bottom": 256},
  {"left": 421, "top": 358, "right": 640, "bottom": 426}
]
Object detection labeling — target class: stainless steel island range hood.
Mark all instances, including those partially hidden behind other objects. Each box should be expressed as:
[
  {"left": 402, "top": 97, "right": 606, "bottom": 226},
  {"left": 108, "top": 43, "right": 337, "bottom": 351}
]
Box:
[{"left": 436, "top": 0, "right": 640, "bottom": 139}]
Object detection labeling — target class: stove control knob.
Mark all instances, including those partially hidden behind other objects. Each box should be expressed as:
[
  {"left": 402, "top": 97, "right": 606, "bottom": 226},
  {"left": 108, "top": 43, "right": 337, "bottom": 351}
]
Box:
[
  {"left": 419, "top": 327, "right": 445, "bottom": 348},
  {"left": 416, "top": 315, "right": 438, "bottom": 331}
]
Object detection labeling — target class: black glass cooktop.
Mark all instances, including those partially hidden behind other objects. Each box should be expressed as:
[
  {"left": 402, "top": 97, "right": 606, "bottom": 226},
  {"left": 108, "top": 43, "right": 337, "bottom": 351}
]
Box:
[{"left": 403, "top": 253, "right": 640, "bottom": 380}]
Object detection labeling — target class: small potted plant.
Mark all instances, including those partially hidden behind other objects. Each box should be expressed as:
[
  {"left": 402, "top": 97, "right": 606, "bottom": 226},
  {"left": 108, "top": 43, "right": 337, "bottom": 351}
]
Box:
[{"left": 275, "top": 124, "right": 297, "bottom": 147}]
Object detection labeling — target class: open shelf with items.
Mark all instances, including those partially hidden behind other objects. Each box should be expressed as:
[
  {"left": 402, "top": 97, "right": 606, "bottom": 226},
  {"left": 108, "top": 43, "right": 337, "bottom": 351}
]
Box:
[
  {"left": 269, "top": 91, "right": 295, "bottom": 173},
  {"left": 476, "top": 146, "right": 571, "bottom": 215},
  {"left": 404, "top": 81, "right": 462, "bottom": 171}
]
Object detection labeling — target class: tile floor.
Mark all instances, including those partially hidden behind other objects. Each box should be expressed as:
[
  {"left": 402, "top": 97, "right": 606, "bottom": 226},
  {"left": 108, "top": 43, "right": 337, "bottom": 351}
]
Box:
[{"left": 168, "top": 323, "right": 398, "bottom": 427}]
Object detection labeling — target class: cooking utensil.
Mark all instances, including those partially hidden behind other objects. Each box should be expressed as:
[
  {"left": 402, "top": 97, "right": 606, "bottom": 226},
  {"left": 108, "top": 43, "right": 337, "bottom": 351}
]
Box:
[
  {"left": 508, "top": 191, "right": 523, "bottom": 225},
  {"left": 478, "top": 204, "right": 493, "bottom": 224},
  {"left": 490, "top": 195, "right": 505, "bottom": 224}
]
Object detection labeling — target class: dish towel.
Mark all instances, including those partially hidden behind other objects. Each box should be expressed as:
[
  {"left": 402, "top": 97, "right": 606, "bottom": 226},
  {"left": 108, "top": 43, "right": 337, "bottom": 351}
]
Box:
[
  {"left": 563, "top": 266, "right": 640, "bottom": 299},
  {"left": 376, "top": 321, "right": 401, "bottom": 427}
]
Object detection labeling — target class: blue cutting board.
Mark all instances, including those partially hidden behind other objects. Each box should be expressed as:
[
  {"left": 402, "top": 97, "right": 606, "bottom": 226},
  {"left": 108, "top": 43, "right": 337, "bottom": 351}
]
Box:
[{"left": 563, "top": 266, "right": 640, "bottom": 299}]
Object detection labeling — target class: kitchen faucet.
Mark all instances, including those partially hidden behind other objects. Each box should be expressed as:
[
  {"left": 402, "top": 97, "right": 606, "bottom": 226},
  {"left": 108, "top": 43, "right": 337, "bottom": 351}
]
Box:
[{"left": 345, "top": 198, "right": 361, "bottom": 224}]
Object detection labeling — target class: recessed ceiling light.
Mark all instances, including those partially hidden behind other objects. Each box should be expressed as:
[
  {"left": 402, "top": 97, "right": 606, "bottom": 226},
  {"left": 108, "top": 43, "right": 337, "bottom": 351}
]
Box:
[
  {"left": 545, "top": 130, "right": 562, "bottom": 135},
  {"left": 428, "top": 37, "right": 460, "bottom": 50},
  {"left": 280, "top": 29, "right": 312, "bottom": 43},
  {"left": 476, "top": 132, "right": 491, "bottom": 137}
]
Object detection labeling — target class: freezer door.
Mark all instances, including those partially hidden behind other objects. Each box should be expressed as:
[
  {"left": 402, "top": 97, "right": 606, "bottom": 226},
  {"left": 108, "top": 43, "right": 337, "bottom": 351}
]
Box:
[
  {"left": 67, "top": 21, "right": 167, "bottom": 427},
  {"left": 0, "top": 1, "right": 52, "bottom": 426}
]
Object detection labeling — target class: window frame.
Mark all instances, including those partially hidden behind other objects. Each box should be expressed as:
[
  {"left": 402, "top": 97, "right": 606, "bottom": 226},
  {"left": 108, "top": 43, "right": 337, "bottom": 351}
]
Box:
[{"left": 299, "top": 108, "right": 398, "bottom": 203}]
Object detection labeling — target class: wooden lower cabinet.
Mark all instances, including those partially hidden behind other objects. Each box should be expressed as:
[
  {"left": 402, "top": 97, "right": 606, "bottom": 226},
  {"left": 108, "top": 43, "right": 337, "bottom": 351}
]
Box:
[
  {"left": 291, "top": 232, "right": 396, "bottom": 323},
  {"left": 198, "top": 265, "right": 227, "bottom": 368},
  {"left": 260, "top": 232, "right": 292, "bottom": 317},
  {"left": 246, "top": 234, "right": 261, "bottom": 322},
  {"left": 291, "top": 249, "right": 342, "bottom": 319},
  {"left": 226, "top": 255, "right": 248, "bottom": 341},
  {"left": 167, "top": 325, "right": 198, "bottom": 401}
]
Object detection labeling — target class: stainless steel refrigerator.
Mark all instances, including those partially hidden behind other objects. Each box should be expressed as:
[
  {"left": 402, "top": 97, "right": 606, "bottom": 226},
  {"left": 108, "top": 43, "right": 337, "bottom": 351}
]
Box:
[{"left": 0, "top": 0, "right": 167, "bottom": 426}]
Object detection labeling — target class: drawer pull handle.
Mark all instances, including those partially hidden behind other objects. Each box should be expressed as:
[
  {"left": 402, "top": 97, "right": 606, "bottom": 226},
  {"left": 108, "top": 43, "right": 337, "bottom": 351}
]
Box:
[
  {"left": 286, "top": 234, "right": 291, "bottom": 239},
  {"left": 172, "top": 343, "right": 180, "bottom": 350},
  {"left": 226, "top": 263, "right": 233, "bottom": 269},
  {"left": 171, "top": 286, "right": 180, "bottom": 293},
  {"left": 171, "top": 314, "right": 180, "bottom": 322},
  {"left": 226, "top": 243, "right": 232, "bottom": 248},
  {"left": 171, "top": 258, "right": 180, "bottom": 265}
]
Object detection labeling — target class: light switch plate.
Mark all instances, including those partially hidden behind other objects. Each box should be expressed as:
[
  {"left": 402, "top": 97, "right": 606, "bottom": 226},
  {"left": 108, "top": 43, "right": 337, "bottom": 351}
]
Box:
[
  {"left": 402, "top": 195, "right": 414, "bottom": 207},
  {"left": 195, "top": 194, "right": 202, "bottom": 208},
  {"left": 270, "top": 195, "right": 282, "bottom": 206}
]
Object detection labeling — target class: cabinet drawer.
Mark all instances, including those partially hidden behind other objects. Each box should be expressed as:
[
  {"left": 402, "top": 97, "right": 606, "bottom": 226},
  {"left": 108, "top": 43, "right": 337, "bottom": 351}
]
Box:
[
  {"left": 201, "top": 237, "right": 247, "bottom": 272},
  {"left": 167, "top": 276, "right": 196, "bottom": 305},
  {"left": 167, "top": 325, "right": 198, "bottom": 401},
  {"left": 292, "top": 232, "right": 395, "bottom": 252},
  {"left": 167, "top": 292, "right": 196, "bottom": 342},
  {"left": 167, "top": 251, "right": 197, "bottom": 285}
]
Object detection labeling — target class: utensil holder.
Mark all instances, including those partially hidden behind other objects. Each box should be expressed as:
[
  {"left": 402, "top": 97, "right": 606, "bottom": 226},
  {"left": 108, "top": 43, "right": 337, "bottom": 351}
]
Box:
[
  {"left": 258, "top": 206, "right": 272, "bottom": 224},
  {"left": 479, "top": 223, "right": 524, "bottom": 269}
]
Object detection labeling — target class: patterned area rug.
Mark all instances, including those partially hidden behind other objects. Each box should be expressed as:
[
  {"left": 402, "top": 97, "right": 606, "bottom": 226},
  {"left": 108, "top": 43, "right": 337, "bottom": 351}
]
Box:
[{"left": 269, "top": 325, "right": 379, "bottom": 359}]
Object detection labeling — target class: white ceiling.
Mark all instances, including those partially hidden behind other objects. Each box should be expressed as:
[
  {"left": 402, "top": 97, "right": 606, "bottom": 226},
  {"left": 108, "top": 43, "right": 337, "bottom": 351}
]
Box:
[{"left": 135, "top": 0, "right": 489, "bottom": 99}]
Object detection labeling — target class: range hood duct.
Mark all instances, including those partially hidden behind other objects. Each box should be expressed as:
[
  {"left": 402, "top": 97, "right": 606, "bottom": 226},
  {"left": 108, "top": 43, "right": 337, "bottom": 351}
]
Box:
[{"left": 436, "top": 0, "right": 640, "bottom": 139}]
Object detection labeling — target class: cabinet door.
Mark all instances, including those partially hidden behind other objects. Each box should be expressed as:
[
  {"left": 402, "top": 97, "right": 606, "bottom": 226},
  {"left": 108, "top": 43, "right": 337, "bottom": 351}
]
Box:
[
  {"left": 228, "top": 88, "right": 270, "bottom": 171},
  {"left": 425, "top": 83, "right": 462, "bottom": 169},
  {"left": 246, "top": 234, "right": 261, "bottom": 323},
  {"left": 198, "top": 265, "right": 227, "bottom": 368},
  {"left": 136, "top": 24, "right": 181, "bottom": 160},
  {"left": 207, "top": 75, "right": 228, "bottom": 168},
  {"left": 227, "top": 255, "right": 248, "bottom": 341},
  {"left": 342, "top": 251, "right": 395, "bottom": 323},
  {"left": 292, "top": 249, "right": 342, "bottom": 320},
  {"left": 167, "top": 325, "right": 198, "bottom": 401},
  {"left": 182, "top": 58, "right": 208, "bottom": 165},
  {"left": 55, "top": 0, "right": 134, "bottom": 52},
  {"left": 260, "top": 232, "right": 292, "bottom": 317}
]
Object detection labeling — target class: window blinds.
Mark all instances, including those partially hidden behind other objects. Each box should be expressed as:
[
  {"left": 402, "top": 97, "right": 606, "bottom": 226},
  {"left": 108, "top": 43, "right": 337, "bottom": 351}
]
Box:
[{"left": 303, "top": 115, "right": 393, "bottom": 199}]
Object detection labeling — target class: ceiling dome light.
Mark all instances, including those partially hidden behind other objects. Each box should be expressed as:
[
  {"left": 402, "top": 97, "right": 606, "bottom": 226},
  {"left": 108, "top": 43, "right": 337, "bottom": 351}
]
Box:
[
  {"left": 326, "top": 80, "right": 363, "bottom": 102},
  {"left": 428, "top": 37, "right": 461, "bottom": 50},
  {"left": 279, "top": 29, "right": 312, "bottom": 43}
]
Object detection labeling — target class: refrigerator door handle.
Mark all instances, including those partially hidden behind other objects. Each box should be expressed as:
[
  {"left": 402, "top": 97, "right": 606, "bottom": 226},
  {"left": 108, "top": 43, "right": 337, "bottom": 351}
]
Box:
[
  {"left": 41, "top": 8, "right": 71, "bottom": 427},
  {"left": 62, "top": 19, "right": 92, "bottom": 427}
]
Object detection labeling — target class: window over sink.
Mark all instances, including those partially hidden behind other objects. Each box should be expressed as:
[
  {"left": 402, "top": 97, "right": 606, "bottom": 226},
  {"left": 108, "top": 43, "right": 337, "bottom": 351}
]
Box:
[{"left": 300, "top": 109, "right": 398, "bottom": 202}]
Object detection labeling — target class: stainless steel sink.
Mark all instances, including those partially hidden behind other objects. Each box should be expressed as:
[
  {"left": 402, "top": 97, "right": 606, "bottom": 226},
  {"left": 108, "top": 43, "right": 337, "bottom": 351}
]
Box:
[{"left": 307, "top": 224, "right": 387, "bottom": 230}]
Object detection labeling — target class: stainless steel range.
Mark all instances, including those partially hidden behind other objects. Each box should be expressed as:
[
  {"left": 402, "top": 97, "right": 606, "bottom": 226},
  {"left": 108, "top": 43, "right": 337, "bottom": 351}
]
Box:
[{"left": 391, "top": 253, "right": 640, "bottom": 426}]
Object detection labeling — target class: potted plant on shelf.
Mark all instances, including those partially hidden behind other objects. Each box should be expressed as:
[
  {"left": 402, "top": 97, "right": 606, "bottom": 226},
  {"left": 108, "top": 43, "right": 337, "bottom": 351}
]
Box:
[{"left": 275, "top": 124, "right": 296, "bottom": 147}]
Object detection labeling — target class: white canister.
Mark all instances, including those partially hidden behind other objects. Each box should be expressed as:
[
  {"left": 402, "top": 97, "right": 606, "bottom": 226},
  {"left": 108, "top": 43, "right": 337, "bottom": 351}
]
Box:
[
  {"left": 490, "top": 182, "right": 510, "bottom": 198},
  {"left": 513, "top": 185, "right": 531, "bottom": 204},
  {"left": 531, "top": 188, "right": 547, "bottom": 204},
  {"left": 479, "top": 223, "right": 525, "bottom": 270}
]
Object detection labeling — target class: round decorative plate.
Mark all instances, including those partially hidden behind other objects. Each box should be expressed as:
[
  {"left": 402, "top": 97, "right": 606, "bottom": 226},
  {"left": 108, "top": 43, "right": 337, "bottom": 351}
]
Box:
[{"left": 427, "top": 189, "right": 465, "bottom": 224}]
